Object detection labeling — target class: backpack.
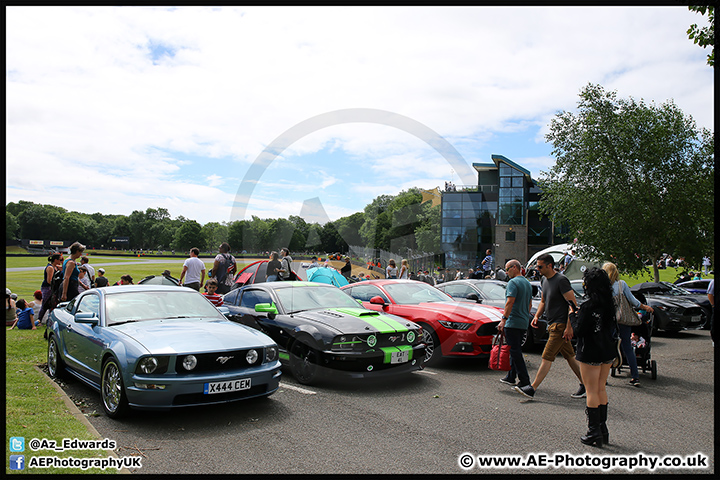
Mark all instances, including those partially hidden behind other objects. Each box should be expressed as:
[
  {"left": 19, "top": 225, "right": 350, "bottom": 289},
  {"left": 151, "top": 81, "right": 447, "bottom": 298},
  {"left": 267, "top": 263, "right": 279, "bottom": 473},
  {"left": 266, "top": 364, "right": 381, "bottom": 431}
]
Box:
[{"left": 51, "top": 269, "right": 64, "bottom": 300}]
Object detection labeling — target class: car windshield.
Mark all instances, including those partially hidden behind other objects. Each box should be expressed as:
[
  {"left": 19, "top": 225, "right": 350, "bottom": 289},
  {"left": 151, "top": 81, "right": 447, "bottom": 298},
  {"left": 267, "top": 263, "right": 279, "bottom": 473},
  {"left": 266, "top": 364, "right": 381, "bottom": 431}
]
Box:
[
  {"left": 105, "top": 290, "right": 222, "bottom": 326},
  {"left": 472, "top": 281, "right": 507, "bottom": 300},
  {"left": 275, "top": 286, "right": 361, "bottom": 314},
  {"left": 384, "top": 282, "right": 452, "bottom": 305},
  {"left": 660, "top": 282, "right": 692, "bottom": 296}
]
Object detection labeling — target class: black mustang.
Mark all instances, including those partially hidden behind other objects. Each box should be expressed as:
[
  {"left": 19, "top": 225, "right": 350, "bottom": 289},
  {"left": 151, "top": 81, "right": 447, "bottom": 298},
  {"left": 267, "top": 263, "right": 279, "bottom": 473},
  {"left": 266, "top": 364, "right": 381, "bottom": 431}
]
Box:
[{"left": 222, "top": 282, "right": 426, "bottom": 384}]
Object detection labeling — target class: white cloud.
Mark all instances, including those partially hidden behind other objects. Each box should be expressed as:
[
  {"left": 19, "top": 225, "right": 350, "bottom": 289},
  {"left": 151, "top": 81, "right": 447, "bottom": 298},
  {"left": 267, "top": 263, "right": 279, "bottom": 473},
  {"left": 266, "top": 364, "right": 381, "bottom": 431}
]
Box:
[{"left": 6, "top": 6, "right": 713, "bottom": 226}]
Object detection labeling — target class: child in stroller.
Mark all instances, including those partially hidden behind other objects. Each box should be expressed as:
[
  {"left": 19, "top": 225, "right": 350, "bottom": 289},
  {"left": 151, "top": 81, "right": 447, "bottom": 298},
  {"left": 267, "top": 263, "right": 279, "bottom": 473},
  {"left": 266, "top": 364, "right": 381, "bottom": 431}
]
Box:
[{"left": 612, "top": 292, "right": 658, "bottom": 380}]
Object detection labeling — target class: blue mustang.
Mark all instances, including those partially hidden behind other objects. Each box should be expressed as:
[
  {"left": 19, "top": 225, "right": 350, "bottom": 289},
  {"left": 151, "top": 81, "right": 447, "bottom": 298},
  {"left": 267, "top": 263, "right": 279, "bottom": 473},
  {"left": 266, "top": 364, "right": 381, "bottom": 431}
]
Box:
[{"left": 47, "top": 285, "right": 281, "bottom": 418}]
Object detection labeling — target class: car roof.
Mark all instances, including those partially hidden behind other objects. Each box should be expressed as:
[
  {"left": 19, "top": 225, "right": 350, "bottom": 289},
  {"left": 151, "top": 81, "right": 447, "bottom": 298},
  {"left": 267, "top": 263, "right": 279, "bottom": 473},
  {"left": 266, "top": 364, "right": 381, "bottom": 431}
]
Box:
[
  {"left": 343, "top": 279, "right": 426, "bottom": 287},
  {"left": 98, "top": 285, "right": 198, "bottom": 294}
]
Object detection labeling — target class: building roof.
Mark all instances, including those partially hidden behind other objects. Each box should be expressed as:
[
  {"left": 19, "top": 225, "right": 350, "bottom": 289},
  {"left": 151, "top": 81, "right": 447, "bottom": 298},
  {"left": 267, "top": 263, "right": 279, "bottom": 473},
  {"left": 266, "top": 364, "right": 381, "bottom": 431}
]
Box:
[{"left": 472, "top": 154, "right": 534, "bottom": 183}]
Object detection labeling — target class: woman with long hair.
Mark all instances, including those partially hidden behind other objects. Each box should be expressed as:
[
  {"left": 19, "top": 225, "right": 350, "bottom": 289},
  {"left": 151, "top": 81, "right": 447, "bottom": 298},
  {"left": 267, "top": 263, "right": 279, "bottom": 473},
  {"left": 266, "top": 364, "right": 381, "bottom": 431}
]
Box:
[
  {"left": 602, "top": 262, "right": 653, "bottom": 387},
  {"left": 574, "top": 267, "right": 617, "bottom": 447},
  {"left": 399, "top": 259, "right": 409, "bottom": 279},
  {"left": 61, "top": 242, "right": 85, "bottom": 302},
  {"left": 38, "top": 253, "right": 63, "bottom": 323}
]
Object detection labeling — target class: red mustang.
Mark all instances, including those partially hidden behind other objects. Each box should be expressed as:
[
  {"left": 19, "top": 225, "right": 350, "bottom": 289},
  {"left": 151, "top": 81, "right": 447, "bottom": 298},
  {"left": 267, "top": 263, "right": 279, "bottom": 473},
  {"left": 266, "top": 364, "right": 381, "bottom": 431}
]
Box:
[{"left": 341, "top": 279, "right": 502, "bottom": 364}]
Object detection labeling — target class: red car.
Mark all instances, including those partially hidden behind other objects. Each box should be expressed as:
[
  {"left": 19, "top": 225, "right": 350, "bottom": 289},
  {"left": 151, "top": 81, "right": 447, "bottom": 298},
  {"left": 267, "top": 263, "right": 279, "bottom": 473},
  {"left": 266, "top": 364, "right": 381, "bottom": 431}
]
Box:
[
  {"left": 232, "top": 260, "right": 304, "bottom": 288},
  {"left": 340, "top": 279, "right": 502, "bottom": 364}
]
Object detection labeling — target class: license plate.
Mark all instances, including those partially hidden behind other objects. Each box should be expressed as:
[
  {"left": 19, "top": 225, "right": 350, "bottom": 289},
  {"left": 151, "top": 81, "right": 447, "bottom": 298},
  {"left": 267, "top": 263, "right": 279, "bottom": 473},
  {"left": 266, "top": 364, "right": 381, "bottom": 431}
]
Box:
[
  {"left": 204, "top": 378, "right": 251, "bottom": 394},
  {"left": 390, "top": 350, "right": 409, "bottom": 364},
  {"left": 691, "top": 316, "right": 701, "bottom": 323}
]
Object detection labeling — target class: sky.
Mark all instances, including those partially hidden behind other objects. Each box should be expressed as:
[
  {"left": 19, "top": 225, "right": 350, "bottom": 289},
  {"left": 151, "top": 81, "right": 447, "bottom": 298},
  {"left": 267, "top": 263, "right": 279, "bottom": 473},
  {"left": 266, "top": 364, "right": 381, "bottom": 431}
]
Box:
[{"left": 6, "top": 6, "right": 714, "bottom": 226}]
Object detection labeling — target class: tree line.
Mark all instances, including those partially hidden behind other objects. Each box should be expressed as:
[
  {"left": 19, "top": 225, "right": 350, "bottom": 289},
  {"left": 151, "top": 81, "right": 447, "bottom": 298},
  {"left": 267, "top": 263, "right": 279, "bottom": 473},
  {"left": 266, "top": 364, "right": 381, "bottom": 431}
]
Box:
[{"left": 6, "top": 188, "right": 441, "bottom": 256}]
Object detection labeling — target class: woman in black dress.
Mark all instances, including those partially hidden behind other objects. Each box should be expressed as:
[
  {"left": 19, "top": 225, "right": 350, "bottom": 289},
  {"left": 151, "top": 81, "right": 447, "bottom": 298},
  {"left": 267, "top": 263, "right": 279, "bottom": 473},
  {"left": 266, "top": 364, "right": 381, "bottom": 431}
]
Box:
[{"left": 574, "top": 267, "right": 617, "bottom": 447}]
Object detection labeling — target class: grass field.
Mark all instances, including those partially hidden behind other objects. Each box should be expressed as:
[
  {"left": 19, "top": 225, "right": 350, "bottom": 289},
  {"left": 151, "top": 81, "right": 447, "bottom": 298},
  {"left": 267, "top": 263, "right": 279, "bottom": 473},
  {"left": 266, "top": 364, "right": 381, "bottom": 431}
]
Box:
[{"left": 6, "top": 328, "right": 118, "bottom": 475}]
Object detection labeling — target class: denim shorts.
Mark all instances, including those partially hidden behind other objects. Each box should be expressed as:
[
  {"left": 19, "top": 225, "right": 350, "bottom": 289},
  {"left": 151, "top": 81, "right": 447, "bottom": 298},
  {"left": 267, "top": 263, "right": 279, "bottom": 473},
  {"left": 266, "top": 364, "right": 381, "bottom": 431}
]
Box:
[{"left": 541, "top": 322, "right": 576, "bottom": 362}]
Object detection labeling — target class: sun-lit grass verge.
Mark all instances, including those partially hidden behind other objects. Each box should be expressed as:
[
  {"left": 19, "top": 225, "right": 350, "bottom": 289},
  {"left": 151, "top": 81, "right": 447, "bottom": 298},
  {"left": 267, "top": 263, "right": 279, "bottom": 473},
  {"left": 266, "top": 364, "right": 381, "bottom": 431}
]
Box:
[{"left": 6, "top": 328, "right": 116, "bottom": 474}]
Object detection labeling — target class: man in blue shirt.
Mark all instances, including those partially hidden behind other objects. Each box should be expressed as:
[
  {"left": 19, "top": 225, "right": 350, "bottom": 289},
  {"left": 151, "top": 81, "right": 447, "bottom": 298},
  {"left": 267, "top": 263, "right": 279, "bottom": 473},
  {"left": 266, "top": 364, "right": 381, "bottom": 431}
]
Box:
[{"left": 498, "top": 259, "right": 533, "bottom": 389}]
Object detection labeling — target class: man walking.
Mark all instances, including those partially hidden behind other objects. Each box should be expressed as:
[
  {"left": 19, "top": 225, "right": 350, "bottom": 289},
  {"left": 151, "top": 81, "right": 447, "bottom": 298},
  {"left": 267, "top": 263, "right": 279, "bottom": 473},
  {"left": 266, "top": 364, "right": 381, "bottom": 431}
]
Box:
[
  {"left": 515, "top": 253, "right": 585, "bottom": 399},
  {"left": 498, "top": 259, "right": 533, "bottom": 390},
  {"left": 80, "top": 256, "right": 95, "bottom": 287},
  {"left": 179, "top": 247, "right": 206, "bottom": 292}
]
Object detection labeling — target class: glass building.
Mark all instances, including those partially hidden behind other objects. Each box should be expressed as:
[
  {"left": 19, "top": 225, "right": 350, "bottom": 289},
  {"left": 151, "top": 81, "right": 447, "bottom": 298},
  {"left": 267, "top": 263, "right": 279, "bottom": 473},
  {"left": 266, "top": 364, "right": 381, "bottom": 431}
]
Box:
[{"left": 441, "top": 154, "right": 568, "bottom": 270}]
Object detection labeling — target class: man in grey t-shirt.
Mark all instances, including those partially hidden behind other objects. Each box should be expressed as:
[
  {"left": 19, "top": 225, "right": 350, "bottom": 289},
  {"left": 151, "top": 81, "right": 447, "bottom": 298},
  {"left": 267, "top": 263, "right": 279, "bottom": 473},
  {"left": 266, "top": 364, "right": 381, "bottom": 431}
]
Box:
[{"left": 515, "top": 253, "right": 585, "bottom": 400}]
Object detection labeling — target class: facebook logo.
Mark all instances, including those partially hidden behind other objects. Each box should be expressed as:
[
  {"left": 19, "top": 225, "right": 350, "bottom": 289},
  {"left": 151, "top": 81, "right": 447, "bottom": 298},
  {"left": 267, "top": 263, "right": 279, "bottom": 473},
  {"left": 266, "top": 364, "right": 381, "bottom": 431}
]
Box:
[
  {"left": 10, "top": 436, "right": 25, "bottom": 452},
  {"left": 9, "top": 455, "right": 25, "bottom": 470}
]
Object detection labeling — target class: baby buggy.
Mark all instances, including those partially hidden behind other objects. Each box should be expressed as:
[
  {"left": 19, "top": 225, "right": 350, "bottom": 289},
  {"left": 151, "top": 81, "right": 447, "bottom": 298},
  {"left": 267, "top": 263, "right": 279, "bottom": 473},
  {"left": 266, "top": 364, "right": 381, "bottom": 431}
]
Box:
[{"left": 611, "top": 292, "right": 658, "bottom": 380}]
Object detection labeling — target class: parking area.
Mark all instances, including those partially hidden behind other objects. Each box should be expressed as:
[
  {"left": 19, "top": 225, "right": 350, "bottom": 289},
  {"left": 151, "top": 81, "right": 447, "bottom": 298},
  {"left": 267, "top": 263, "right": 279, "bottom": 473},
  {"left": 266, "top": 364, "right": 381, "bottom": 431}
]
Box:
[{"left": 55, "top": 329, "right": 714, "bottom": 474}]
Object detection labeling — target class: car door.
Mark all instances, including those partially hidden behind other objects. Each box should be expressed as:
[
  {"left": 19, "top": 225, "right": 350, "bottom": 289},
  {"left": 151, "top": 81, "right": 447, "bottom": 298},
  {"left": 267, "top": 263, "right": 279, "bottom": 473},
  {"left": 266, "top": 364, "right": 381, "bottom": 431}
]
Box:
[
  {"left": 235, "top": 288, "right": 294, "bottom": 348},
  {"left": 64, "top": 292, "right": 103, "bottom": 380}
]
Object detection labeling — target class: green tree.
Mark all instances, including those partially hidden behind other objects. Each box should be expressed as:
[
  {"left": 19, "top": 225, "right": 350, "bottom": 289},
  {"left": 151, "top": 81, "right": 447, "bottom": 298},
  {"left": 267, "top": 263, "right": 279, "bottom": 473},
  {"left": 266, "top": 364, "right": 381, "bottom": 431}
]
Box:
[
  {"left": 688, "top": 6, "right": 715, "bottom": 67},
  {"left": 171, "top": 220, "right": 203, "bottom": 252},
  {"left": 539, "top": 83, "right": 714, "bottom": 282},
  {"left": 201, "top": 222, "right": 228, "bottom": 252},
  {"left": 415, "top": 203, "right": 441, "bottom": 254},
  {"left": 6, "top": 212, "right": 20, "bottom": 240}
]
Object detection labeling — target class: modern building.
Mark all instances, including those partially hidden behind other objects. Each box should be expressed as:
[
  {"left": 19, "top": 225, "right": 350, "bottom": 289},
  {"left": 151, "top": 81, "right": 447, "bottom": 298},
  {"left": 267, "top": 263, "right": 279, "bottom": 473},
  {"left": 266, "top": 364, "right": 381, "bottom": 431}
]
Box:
[{"left": 441, "top": 154, "right": 569, "bottom": 270}]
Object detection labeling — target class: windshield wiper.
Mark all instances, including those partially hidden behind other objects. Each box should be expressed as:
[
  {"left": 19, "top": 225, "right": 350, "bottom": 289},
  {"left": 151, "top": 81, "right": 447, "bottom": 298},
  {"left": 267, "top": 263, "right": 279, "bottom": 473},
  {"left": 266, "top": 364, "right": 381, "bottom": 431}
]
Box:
[{"left": 110, "top": 319, "right": 140, "bottom": 326}]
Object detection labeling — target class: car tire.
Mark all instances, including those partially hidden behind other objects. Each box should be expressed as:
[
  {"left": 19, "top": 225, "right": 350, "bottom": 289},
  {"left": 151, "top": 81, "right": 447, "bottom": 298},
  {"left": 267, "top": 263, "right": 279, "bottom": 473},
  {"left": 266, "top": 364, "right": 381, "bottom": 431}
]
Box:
[
  {"left": 520, "top": 327, "right": 533, "bottom": 352},
  {"left": 650, "top": 360, "right": 657, "bottom": 380},
  {"left": 101, "top": 357, "right": 129, "bottom": 419},
  {"left": 420, "top": 325, "right": 441, "bottom": 365},
  {"left": 47, "top": 335, "right": 65, "bottom": 379},
  {"left": 289, "top": 339, "right": 319, "bottom": 385}
]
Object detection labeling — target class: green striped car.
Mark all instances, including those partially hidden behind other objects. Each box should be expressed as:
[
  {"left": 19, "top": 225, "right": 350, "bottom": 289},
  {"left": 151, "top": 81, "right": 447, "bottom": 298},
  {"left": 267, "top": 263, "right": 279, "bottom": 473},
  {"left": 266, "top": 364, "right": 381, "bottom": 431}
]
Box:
[{"left": 222, "top": 282, "right": 426, "bottom": 384}]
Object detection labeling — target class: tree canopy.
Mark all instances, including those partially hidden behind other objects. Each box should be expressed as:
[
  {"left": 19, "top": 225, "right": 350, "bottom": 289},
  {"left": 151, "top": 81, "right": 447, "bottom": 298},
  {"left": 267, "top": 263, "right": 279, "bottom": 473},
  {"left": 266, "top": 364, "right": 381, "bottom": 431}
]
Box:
[
  {"left": 538, "top": 83, "right": 714, "bottom": 282},
  {"left": 688, "top": 6, "right": 715, "bottom": 67}
]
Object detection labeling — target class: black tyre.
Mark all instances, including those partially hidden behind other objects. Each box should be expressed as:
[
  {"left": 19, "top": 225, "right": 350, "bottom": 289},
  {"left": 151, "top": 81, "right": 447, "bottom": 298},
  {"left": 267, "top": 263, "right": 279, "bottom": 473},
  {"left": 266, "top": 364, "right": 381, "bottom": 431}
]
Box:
[
  {"left": 610, "top": 366, "right": 617, "bottom": 377},
  {"left": 520, "top": 327, "right": 533, "bottom": 352},
  {"left": 420, "top": 325, "right": 441, "bottom": 365},
  {"left": 289, "top": 339, "right": 320, "bottom": 385},
  {"left": 47, "top": 335, "right": 65, "bottom": 379},
  {"left": 101, "top": 357, "right": 129, "bottom": 419},
  {"left": 650, "top": 360, "right": 657, "bottom": 380}
]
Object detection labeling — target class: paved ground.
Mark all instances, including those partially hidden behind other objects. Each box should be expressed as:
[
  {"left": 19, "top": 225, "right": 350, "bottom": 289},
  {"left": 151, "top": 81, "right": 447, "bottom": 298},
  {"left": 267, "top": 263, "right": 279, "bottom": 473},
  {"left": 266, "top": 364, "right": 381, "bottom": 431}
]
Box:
[{"left": 53, "top": 328, "right": 714, "bottom": 475}]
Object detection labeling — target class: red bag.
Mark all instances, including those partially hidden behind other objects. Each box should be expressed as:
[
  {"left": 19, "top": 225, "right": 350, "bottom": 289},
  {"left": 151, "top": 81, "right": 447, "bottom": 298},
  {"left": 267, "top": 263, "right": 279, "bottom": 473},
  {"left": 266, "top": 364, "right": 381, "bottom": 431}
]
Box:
[{"left": 489, "top": 331, "right": 511, "bottom": 371}]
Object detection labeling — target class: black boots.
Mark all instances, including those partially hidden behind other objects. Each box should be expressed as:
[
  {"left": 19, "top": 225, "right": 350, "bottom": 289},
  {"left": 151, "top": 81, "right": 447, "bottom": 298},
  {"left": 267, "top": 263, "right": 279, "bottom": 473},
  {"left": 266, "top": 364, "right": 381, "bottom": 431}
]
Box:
[
  {"left": 599, "top": 403, "right": 609, "bottom": 444},
  {"left": 581, "top": 406, "right": 604, "bottom": 447}
]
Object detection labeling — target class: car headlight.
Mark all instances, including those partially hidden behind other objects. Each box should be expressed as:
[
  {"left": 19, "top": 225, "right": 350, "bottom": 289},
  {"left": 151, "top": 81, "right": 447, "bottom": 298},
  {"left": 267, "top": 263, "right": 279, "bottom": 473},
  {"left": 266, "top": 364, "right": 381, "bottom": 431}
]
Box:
[
  {"left": 246, "top": 349, "right": 259, "bottom": 365},
  {"left": 265, "top": 346, "right": 278, "bottom": 363},
  {"left": 406, "top": 331, "right": 416, "bottom": 343},
  {"left": 366, "top": 334, "right": 377, "bottom": 347},
  {"left": 182, "top": 354, "right": 198, "bottom": 371},
  {"left": 138, "top": 357, "right": 158, "bottom": 374},
  {"left": 438, "top": 320, "right": 473, "bottom": 330}
]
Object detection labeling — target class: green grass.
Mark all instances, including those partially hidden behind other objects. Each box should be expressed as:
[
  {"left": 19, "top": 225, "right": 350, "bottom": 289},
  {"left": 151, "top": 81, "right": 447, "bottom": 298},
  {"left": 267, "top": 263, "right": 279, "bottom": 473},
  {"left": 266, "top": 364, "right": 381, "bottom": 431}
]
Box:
[
  {"left": 6, "top": 328, "right": 116, "bottom": 474},
  {"left": 619, "top": 266, "right": 713, "bottom": 287},
  {"left": 5, "top": 256, "right": 260, "bottom": 301}
]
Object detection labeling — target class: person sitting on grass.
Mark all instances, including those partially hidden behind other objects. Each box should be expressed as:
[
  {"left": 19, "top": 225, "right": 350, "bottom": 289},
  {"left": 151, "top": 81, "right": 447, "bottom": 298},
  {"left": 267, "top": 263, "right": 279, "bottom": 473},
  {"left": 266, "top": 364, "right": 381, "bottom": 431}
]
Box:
[
  {"left": 9, "top": 299, "right": 37, "bottom": 330},
  {"left": 202, "top": 278, "right": 224, "bottom": 307}
]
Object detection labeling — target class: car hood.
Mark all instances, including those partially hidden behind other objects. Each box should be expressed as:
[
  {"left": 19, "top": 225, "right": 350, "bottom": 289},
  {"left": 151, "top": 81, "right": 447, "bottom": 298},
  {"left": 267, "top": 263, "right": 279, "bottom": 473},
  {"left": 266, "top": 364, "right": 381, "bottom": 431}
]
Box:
[
  {"left": 405, "top": 301, "right": 504, "bottom": 323},
  {"left": 111, "top": 318, "right": 272, "bottom": 354},
  {"left": 293, "top": 307, "right": 418, "bottom": 335},
  {"left": 645, "top": 295, "right": 700, "bottom": 309}
]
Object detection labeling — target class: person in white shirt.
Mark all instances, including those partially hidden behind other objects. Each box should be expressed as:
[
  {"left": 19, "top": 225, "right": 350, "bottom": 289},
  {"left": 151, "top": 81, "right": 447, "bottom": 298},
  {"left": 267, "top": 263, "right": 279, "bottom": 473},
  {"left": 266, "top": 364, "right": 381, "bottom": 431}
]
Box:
[{"left": 179, "top": 247, "right": 206, "bottom": 291}]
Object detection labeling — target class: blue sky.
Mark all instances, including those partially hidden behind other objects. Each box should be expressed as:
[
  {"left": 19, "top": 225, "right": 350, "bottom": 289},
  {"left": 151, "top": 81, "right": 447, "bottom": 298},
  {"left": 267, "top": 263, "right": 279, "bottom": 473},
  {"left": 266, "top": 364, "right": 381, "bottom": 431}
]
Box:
[{"left": 6, "top": 6, "right": 714, "bottom": 226}]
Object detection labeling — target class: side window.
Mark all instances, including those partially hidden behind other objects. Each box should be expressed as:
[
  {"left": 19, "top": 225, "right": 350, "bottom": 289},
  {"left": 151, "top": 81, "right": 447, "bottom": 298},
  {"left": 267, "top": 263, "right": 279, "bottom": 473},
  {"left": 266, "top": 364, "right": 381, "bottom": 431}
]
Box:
[
  {"left": 240, "top": 290, "right": 274, "bottom": 310},
  {"left": 223, "top": 289, "right": 240, "bottom": 305},
  {"left": 76, "top": 294, "right": 100, "bottom": 317},
  {"left": 345, "top": 285, "right": 389, "bottom": 303},
  {"left": 443, "top": 284, "right": 473, "bottom": 299}
]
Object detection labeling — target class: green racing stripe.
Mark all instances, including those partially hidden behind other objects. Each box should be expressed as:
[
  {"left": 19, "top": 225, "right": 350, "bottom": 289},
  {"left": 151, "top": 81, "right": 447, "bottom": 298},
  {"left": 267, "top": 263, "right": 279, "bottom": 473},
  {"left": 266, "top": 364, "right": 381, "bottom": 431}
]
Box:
[{"left": 332, "top": 307, "right": 409, "bottom": 333}]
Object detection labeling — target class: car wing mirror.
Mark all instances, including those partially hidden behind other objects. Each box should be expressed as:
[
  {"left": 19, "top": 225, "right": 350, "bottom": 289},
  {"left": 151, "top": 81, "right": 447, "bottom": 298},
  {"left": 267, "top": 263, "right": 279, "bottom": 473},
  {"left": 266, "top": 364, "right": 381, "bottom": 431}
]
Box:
[
  {"left": 369, "top": 296, "right": 387, "bottom": 306},
  {"left": 75, "top": 312, "right": 99, "bottom": 326},
  {"left": 467, "top": 293, "right": 481, "bottom": 303},
  {"left": 217, "top": 306, "right": 230, "bottom": 316},
  {"left": 255, "top": 303, "right": 278, "bottom": 315}
]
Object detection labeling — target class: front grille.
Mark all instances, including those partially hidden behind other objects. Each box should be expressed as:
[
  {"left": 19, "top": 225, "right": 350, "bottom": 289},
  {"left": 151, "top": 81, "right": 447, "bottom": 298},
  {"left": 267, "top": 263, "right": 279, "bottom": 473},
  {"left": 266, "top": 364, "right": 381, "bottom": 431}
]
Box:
[
  {"left": 174, "top": 349, "right": 264, "bottom": 375},
  {"left": 476, "top": 321, "right": 500, "bottom": 336},
  {"left": 172, "top": 385, "right": 268, "bottom": 405}
]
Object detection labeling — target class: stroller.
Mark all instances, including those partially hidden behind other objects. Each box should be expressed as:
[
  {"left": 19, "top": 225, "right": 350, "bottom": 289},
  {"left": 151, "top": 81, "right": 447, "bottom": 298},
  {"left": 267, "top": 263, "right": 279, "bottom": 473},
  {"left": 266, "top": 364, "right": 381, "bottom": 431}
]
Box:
[{"left": 611, "top": 292, "right": 658, "bottom": 380}]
